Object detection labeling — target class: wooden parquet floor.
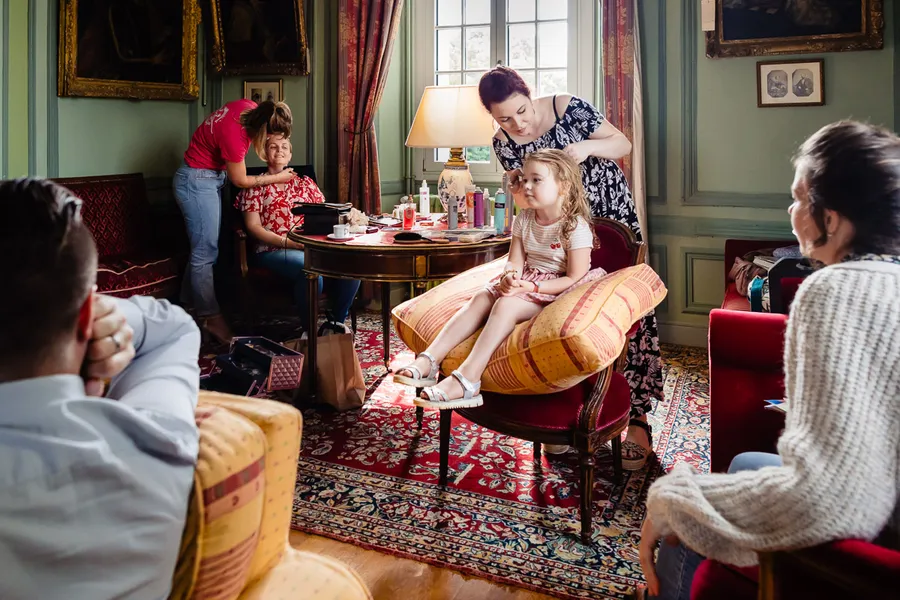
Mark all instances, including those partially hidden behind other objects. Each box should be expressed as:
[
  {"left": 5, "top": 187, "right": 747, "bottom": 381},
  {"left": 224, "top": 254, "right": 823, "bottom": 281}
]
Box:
[{"left": 290, "top": 531, "right": 558, "bottom": 600}]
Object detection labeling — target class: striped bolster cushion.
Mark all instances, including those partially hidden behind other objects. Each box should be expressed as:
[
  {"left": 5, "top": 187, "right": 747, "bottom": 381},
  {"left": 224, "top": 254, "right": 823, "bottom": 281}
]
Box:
[
  {"left": 392, "top": 261, "right": 667, "bottom": 395},
  {"left": 190, "top": 405, "right": 267, "bottom": 600}
]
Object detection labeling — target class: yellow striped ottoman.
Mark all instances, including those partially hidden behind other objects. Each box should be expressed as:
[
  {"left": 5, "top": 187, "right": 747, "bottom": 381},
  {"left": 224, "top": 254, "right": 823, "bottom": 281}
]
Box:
[{"left": 392, "top": 261, "right": 667, "bottom": 395}]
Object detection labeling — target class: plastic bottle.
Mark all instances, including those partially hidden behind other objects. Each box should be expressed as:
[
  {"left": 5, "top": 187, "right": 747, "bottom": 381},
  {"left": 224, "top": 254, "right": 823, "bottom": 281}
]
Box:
[
  {"left": 473, "top": 187, "right": 484, "bottom": 228},
  {"left": 448, "top": 193, "right": 458, "bottom": 229},
  {"left": 419, "top": 180, "right": 430, "bottom": 216},
  {"left": 494, "top": 188, "right": 506, "bottom": 235},
  {"left": 465, "top": 184, "right": 475, "bottom": 225},
  {"left": 483, "top": 190, "right": 492, "bottom": 227}
]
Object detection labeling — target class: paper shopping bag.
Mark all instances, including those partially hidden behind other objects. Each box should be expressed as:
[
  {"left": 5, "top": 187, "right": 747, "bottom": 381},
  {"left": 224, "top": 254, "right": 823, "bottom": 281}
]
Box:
[{"left": 290, "top": 333, "right": 365, "bottom": 411}]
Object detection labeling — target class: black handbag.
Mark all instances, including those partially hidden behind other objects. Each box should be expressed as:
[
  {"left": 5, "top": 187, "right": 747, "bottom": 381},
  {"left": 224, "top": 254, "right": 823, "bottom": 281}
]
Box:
[{"left": 291, "top": 202, "right": 352, "bottom": 235}]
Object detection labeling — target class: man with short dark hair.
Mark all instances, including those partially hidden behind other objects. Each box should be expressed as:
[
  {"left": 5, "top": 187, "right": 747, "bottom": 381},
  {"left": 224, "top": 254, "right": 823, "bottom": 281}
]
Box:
[{"left": 0, "top": 178, "right": 201, "bottom": 598}]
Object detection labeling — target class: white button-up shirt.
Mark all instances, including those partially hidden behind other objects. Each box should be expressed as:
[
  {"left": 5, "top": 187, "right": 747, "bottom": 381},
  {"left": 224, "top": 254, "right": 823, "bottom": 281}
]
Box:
[{"left": 0, "top": 297, "right": 201, "bottom": 599}]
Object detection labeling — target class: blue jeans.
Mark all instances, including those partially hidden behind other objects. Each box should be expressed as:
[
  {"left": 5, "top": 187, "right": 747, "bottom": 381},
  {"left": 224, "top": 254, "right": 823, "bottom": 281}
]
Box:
[
  {"left": 254, "top": 249, "right": 361, "bottom": 331},
  {"left": 173, "top": 163, "right": 226, "bottom": 317},
  {"left": 650, "top": 452, "right": 783, "bottom": 600}
]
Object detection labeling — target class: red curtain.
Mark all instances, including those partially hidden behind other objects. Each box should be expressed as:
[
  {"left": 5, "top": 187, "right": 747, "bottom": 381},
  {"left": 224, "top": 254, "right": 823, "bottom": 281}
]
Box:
[
  {"left": 601, "top": 0, "right": 636, "bottom": 184},
  {"left": 337, "top": 0, "right": 405, "bottom": 214}
]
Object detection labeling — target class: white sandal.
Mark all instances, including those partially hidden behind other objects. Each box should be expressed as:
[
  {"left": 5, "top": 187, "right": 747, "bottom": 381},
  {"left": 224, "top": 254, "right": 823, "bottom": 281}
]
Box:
[
  {"left": 414, "top": 369, "right": 483, "bottom": 409},
  {"left": 392, "top": 351, "right": 440, "bottom": 387}
]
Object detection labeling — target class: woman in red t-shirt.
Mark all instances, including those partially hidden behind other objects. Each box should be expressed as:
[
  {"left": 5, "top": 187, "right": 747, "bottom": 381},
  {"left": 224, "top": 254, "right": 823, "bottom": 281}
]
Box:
[{"left": 173, "top": 99, "right": 295, "bottom": 343}]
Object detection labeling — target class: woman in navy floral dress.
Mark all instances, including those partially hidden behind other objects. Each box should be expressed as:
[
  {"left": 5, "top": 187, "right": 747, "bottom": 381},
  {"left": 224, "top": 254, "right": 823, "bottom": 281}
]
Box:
[{"left": 479, "top": 66, "right": 662, "bottom": 470}]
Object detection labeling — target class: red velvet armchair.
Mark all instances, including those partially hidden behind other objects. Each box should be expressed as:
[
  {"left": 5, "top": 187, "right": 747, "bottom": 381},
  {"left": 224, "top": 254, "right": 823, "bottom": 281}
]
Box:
[
  {"left": 708, "top": 239, "right": 796, "bottom": 473},
  {"left": 435, "top": 217, "right": 645, "bottom": 543},
  {"left": 53, "top": 173, "right": 186, "bottom": 299}
]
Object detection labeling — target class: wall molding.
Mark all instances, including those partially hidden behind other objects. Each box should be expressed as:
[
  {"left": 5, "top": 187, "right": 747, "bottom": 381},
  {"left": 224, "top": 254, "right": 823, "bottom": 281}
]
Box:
[
  {"left": 2, "top": 0, "right": 9, "bottom": 179},
  {"left": 683, "top": 248, "right": 725, "bottom": 315},
  {"left": 649, "top": 243, "right": 669, "bottom": 314},
  {"left": 380, "top": 179, "right": 405, "bottom": 196},
  {"left": 641, "top": 0, "right": 667, "bottom": 205},
  {"left": 659, "top": 322, "right": 708, "bottom": 348},
  {"left": 27, "top": 0, "right": 36, "bottom": 175},
  {"left": 47, "top": 2, "right": 58, "bottom": 176},
  {"left": 680, "top": 0, "right": 790, "bottom": 210},
  {"left": 895, "top": 0, "right": 900, "bottom": 129},
  {"left": 649, "top": 214, "right": 792, "bottom": 239}
]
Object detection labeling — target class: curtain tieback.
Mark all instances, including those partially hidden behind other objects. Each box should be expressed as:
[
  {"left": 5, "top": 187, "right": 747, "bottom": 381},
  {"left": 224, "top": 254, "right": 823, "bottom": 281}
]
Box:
[{"left": 343, "top": 124, "right": 374, "bottom": 135}]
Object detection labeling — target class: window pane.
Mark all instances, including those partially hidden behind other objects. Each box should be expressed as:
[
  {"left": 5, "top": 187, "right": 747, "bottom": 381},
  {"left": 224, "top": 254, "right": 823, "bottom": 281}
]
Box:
[
  {"left": 464, "top": 0, "right": 491, "bottom": 24},
  {"left": 508, "top": 23, "right": 535, "bottom": 68},
  {"left": 435, "top": 147, "right": 451, "bottom": 163},
  {"left": 465, "top": 146, "right": 491, "bottom": 163},
  {"left": 537, "top": 22, "right": 567, "bottom": 68},
  {"left": 538, "top": 69, "right": 567, "bottom": 96},
  {"left": 519, "top": 70, "right": 536, "bottom": 93},
  {"left": 437, "top": 0, "right": 462, "bottom": 26},
  {"left": 437, "top": 72, "right": 463, "bottom": 85},
  {"left": 437, "top": 28, "right": 462, "bottom": 71},
  {"left": 465, "top": 71, "right": 483, "bottom": 84},
  {"left": 507, "top": 0, "right": 535, "bottom": 22},
  {"left": 465, "top": 26, "right": 490, "bottom": 70},
  {"left": 537, "top": 0, "right": 566, "bottom": 20}
]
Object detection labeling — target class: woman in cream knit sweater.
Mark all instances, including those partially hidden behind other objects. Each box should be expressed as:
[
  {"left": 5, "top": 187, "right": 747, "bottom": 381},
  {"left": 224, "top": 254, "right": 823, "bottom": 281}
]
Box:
[{"left": 639, "top": 121, "right": 900, "bottom": 599}]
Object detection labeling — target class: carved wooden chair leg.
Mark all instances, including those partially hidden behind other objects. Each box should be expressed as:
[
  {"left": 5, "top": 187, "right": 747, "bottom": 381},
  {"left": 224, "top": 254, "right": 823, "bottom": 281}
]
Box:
[
  {"left": 533, "top": 441, "right": 542, "bottom": 466},
  {"left": 579, "top": 449, "right": 595, "bottom": 544},
  {"left": 350, "top": 306, "right": 358, "bottom": 334},
  {"left": 439, "top": 409, "right": 452, "bottom": 487},
  {"left": 612, "top": 435, "right": 624, "bottom": 485},
  {"left": 415, "top": 404, "right": 424, "bottom": 430}
]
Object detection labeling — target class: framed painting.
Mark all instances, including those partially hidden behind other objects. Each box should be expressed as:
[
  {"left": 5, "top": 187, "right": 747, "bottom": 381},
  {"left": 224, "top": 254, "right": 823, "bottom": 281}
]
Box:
[
  {"left": 706, "top": 0, "right": 884, "bottom": 58},
  {"left": 757, "top": 59, "right": 825, "bottom": 107},
  {"left": 207, "top": 0, "right": 310, "bottom": 76},
  {"left": 58, "top": 0, "right": 200, "bottom": 100},
  {"left": 243, "top": 79, "right": 284, "bottom": 103}
]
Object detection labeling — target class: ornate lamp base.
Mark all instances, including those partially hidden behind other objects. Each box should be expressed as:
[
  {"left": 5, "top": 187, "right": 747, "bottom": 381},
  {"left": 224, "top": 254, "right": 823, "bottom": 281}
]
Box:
[{"left": 437, "top": 148, "right": 472, "bottom": 220}]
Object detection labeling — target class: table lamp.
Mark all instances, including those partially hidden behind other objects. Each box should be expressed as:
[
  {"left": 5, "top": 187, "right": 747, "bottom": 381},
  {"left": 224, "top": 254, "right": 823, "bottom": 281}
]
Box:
[{"left": 405, "top": 85, "right": 497, "bottom": 217}]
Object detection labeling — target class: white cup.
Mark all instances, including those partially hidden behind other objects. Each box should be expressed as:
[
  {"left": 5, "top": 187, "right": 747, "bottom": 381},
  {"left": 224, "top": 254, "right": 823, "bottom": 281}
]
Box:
[{"left": 333, "top": 223, "right": 350, "bottom": 238}]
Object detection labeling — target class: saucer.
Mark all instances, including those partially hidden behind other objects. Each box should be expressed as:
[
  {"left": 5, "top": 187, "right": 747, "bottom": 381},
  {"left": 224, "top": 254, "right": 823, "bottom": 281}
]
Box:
[{"left": 326, "top": 233, "right": 356, "bottom": 242}]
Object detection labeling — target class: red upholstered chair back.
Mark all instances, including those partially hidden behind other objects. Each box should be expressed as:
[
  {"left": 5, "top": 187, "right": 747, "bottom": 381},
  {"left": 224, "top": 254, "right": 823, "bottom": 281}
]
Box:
[
  {"left": 590, "top": 217, "right": 645, "bottom": 273},
  {"left": 53, "top": 173, "right": 151, "bottom": 259}
]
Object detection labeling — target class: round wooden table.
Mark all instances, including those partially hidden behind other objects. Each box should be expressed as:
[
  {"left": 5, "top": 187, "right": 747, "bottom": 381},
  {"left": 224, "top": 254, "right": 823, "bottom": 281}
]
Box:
[{"left": 288, "top": 229, "right": 511, "bottom": 401}]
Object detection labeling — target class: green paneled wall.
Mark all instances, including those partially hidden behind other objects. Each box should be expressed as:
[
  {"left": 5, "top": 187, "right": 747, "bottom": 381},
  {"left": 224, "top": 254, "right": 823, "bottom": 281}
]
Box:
[{"left": 642, "top": 0, "right": 896, "bottom": 346}]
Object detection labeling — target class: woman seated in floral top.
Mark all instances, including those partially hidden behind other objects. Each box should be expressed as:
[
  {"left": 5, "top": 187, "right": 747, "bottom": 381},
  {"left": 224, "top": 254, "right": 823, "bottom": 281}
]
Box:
[{"left": 236, "top": 134, "right": 360, "bottom": 335}]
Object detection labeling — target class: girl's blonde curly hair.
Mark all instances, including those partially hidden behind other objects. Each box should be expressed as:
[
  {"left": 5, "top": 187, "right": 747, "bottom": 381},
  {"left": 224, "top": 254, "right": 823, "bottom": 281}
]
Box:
[{"left": 522, "top": 148, "right": 596, "bottom": 248}]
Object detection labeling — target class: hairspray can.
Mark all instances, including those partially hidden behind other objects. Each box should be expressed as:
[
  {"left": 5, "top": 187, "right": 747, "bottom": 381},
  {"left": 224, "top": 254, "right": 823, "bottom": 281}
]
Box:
[
  {"left": 493, "top": 188, "right": 506, "bottom": 235},
  {"left": 473, "top": 187, "right": 484, "bottom": 228}
]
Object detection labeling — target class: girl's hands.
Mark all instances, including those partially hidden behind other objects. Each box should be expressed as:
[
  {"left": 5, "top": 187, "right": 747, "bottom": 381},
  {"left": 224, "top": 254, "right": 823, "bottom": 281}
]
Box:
[
  {"left": 499, "top": 272, "right": 535, "bottom": 297},
  {"left": 498, "top": 271, "right": 519, "bottom": 295}
]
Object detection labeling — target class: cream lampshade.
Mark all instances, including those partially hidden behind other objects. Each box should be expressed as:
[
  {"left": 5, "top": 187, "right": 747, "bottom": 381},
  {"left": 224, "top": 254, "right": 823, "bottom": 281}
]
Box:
[{"left": 405, "top": 85, "right": 497, "bottom": 218}]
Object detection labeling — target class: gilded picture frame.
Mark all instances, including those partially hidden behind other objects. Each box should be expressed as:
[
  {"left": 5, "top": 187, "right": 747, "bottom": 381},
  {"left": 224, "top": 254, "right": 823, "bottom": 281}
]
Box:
[
  {"left": 58, "top": 0, "right": 200, "bottom": 101},
  {"left": 207, "top": 0, "right": 310, "bottom": 76},
  {"left": 706, "top": 0, "right": 884, "bottom": 59}
]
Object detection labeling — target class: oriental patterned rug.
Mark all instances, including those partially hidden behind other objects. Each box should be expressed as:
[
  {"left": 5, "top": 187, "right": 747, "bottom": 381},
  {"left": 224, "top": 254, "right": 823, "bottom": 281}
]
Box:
[{"left": 280, "top": 313, "right": 709, "bottom": 600}]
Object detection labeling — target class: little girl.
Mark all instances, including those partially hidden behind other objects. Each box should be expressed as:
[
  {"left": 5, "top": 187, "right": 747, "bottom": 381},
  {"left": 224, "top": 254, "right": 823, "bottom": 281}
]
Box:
[
  {"left": 236, "top": 134, "right": 361, "bottom": 335},
  {"left": 394, "top": 148, "right": 603, "bottom": 409}
]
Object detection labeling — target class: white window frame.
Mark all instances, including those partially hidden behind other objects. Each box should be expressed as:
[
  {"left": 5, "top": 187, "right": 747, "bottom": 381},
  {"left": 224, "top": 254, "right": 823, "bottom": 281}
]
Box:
[{"left": 411, "top": 0, "right": 597, "bottom": 184}]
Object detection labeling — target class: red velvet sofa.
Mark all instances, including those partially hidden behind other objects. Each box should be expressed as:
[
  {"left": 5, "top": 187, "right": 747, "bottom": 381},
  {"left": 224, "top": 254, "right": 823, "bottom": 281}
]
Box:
[{"left": 53, "top": 173, "right": 186, "bottom": 299}]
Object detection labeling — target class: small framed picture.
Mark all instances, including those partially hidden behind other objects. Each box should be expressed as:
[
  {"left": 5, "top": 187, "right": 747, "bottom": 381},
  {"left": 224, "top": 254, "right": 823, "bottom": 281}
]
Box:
[
  {"left": 757, "top": 59, "right": 824, "bottom": 108},
  {"left": 243, "top": 80, "right": 284, "bottom": 104}
]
